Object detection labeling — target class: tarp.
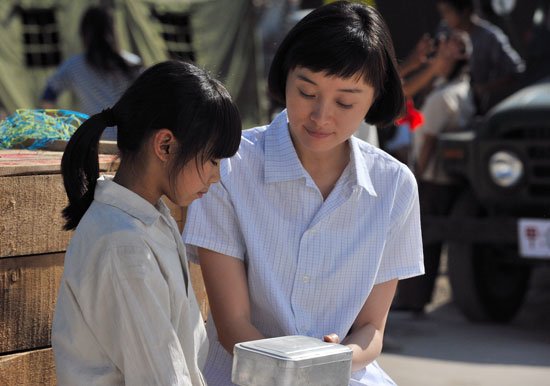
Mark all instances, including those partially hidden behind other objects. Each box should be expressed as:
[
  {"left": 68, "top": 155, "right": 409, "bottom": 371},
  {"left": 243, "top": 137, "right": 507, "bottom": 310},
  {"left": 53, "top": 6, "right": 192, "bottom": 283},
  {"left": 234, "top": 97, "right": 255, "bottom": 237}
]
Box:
[{"left": 0, "top": 0, "right": 264, "bottom": 126}]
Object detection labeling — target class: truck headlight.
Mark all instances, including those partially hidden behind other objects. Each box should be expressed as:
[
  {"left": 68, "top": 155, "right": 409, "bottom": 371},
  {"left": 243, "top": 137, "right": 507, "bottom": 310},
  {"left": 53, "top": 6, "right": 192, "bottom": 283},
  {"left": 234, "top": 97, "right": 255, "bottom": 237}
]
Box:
[{"left": 488, "top": 150, "right": 523, "bottom": 187}]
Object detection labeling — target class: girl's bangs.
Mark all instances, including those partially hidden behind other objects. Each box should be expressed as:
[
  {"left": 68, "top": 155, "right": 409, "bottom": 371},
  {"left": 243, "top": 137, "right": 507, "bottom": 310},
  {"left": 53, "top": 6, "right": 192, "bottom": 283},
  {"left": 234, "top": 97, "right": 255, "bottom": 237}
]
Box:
[{"left": 202, "top": 98, "right": 242, "bottom": 161}]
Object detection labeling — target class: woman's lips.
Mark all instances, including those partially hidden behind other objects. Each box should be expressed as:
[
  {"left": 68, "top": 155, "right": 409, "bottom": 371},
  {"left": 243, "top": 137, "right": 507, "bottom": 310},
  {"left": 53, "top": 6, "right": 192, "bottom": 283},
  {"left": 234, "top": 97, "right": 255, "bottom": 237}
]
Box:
[{"left": 305, "top": 127, "right": 332, "bottom": 139}]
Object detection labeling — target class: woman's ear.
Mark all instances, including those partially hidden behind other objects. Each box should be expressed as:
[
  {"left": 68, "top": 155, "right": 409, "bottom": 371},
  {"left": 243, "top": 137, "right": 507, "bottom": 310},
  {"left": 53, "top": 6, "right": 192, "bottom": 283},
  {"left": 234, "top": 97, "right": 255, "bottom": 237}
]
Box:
[{"left": 152, "top": 128, "right": 177, "bottom": 163}]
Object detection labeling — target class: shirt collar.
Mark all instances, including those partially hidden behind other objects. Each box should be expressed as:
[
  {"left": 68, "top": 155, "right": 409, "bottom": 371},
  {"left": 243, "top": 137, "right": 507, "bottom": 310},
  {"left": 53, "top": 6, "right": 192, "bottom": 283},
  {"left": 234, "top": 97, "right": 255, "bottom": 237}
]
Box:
[
  {"left": 349, "top": 135, "right": 377, "bottom": 197},
  {"left": 264, "top": 109, "right": 377, "bottom": 196},
  {"left": 94, "top": 176, "right": 171, "bottom": 226},
  {"left": 264, "top": 109, "right": 308, "bottom": 183}
]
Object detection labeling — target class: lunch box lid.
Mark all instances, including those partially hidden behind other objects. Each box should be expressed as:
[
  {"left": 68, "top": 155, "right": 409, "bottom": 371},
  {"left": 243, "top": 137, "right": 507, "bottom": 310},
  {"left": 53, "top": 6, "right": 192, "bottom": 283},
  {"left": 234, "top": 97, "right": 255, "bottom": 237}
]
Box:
[{"left": 234, "top": 335, "right": 352, "bottom": 365}]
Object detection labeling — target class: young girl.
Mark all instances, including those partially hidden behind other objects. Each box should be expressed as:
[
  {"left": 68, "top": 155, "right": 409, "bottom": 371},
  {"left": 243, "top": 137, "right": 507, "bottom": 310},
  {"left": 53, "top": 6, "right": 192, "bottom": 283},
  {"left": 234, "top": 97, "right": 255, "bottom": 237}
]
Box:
[
  {"left": 41, "top": 6, "right": 142, "bottom": 139},
  {"left": 183, "top": 2, "right": 424, "bottom": 385},
  {"left": 53, "top": 60, "right": 241, "bottom": 385}
]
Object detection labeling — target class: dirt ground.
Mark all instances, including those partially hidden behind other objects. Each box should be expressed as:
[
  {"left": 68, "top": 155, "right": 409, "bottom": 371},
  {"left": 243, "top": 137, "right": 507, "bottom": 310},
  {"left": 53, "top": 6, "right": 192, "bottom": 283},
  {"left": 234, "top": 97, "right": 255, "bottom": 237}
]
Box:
[{"left": 379, "top": 263, "right": 550, "bottom": 386}]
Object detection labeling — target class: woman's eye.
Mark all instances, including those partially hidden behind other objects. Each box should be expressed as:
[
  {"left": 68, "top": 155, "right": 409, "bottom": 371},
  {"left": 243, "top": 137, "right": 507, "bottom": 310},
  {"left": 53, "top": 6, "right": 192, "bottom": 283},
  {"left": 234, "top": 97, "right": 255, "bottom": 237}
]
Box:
[
  {"left": 299, "top": 89, "right": 315, "bottom": 98},
  {"left": 210, "top": 160, "right": 219, "bottom": 166},
  {"left": 337, "top": 102, "right": 353, "bottom": 109}
]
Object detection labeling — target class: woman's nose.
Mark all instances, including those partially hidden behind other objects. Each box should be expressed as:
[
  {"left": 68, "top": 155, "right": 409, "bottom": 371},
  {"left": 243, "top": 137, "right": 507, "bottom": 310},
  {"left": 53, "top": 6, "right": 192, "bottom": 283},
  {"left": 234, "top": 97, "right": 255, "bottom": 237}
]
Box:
[{"left": 310, "top": 100, "right": 332, "bottom": 126}]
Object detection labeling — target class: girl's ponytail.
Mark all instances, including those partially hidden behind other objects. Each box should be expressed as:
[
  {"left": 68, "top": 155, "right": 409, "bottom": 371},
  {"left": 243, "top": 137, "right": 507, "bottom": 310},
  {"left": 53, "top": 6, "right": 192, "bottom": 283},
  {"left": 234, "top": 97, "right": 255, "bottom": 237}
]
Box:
[{"left": 61, "top": 109, "right": 113, "bottom": 230}]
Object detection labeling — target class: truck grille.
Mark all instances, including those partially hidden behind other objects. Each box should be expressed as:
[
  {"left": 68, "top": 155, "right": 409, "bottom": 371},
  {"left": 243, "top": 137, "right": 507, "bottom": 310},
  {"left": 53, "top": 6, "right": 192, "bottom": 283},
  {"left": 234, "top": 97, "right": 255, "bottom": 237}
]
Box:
[
  {"left": 498, "top": 126, "right": 550, "bottom": 199},
  {"left": 529, "top": 144, "right": 550, "bottom": 197},
  {"left": 501, "top": 126, "right": 550, "bottom": 140}
]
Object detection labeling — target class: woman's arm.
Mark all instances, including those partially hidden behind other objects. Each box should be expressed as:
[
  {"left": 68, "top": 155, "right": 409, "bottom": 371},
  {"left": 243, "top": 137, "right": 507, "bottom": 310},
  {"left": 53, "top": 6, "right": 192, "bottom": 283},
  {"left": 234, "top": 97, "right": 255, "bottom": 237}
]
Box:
[
  {"left": 341, "top": 279, "right": 398, "bottom": 372},
  {"left": 416, "top": 133, "right": 438, "bottom": 177},
  {"left": 198, "top": 247, "right": 264, "bottom": 354},
  {"left": 398, "top": 34, "right": 434, "bottom": 79}
]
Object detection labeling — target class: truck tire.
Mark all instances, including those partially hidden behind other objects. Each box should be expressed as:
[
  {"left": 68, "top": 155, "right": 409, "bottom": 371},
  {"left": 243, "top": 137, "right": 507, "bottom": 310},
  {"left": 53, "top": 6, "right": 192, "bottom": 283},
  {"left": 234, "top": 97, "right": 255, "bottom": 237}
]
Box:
[{"left": 447, "top": 190, "right": 531, "bottom": 322}]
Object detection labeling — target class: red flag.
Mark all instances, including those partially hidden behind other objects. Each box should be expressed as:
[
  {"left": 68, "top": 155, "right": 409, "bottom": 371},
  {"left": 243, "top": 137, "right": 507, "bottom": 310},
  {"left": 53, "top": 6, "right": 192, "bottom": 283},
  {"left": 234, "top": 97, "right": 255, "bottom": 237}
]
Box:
[{"left": 395, "top": 99, "right": 424, "bottom": 131}]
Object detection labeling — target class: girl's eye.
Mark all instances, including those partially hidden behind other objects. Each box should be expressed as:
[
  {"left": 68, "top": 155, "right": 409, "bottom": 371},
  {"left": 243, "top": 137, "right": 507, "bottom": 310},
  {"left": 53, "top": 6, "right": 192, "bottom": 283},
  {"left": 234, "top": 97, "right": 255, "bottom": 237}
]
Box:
[
  {"left": 337, "top": 102, "right": 353, "bottom": 109},
  {"left": 299, "top": 89, "right": 315, "bottom": 98},
  {"left": 210, "top": 160, "right": 219, "bottom": 166}
]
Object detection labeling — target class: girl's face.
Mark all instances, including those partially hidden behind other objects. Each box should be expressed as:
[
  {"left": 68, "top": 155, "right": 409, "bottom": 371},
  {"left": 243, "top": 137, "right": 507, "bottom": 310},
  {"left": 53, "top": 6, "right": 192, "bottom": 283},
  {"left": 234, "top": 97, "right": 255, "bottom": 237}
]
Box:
[
  {"left": 285, "top": 66, "right": 375, "bottom": 159},
  {"left": 171, "top": 157, "right": 221, "bottom": 207}
]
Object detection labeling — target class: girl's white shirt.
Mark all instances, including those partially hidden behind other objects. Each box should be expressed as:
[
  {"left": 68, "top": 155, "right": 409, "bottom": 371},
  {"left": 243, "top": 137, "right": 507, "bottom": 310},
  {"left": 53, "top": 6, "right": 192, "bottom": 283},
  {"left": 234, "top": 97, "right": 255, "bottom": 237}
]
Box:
[{"left": 53, "top": 176, "right": 207, "bottom": 385}]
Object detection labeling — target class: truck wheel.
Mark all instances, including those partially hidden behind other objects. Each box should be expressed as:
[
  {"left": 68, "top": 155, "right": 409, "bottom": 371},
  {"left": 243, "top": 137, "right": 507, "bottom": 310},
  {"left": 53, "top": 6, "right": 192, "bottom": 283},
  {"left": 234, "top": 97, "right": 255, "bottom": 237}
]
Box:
[{"left": 447, "top": 190, "right": 531, "bottom": 322}]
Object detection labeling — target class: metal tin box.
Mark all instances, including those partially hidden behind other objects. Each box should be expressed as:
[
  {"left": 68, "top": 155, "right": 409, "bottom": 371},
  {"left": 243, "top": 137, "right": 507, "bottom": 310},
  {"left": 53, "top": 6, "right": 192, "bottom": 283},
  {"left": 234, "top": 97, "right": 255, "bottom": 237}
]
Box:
[{"left": 232, "top": 335, "right": 352, "bottom": 386}]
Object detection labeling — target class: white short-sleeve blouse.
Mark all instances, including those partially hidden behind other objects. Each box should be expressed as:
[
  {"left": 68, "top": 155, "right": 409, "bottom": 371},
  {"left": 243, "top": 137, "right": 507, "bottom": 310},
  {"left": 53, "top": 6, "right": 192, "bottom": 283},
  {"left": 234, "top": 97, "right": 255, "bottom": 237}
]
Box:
[{"left": 184, "top": 110, "right": 424, "bottom": 385}]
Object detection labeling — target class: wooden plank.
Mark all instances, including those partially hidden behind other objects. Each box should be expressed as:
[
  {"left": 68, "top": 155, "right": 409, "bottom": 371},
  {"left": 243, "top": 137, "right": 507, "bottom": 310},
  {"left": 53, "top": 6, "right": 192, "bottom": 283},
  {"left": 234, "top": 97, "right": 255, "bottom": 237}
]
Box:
[
  {"left": 0, "top": 149, "right": 118, "bottom": 177},
  {"left": 41, "top": 140, "right": 118, "bottom": 155},
  {"left": 0, "top": 253, "right": 64, "bottom": 354},
  {"left": 0, "top": 174, "right": 70, "bottom": 258},
  {"left": 0, "top": 348, "right": 56, "bottom": 385}
]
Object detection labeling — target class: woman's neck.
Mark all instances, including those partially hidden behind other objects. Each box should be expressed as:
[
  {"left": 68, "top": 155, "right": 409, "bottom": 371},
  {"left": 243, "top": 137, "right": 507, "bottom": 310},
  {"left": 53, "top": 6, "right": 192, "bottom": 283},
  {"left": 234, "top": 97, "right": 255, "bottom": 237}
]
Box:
[{"left": 297, "top": 142, "right": 351, "bottom": 200}]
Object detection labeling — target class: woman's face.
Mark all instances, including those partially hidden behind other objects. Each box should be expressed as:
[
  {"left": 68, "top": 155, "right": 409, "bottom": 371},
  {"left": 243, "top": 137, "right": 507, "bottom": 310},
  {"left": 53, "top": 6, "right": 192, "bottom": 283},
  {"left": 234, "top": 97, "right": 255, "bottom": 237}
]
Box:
[
  {"left": 285, "top": 66, "right": 375, "bottom": 159},
  {"left": 171, "top": 157, "right": 221, "bottom": 207}
]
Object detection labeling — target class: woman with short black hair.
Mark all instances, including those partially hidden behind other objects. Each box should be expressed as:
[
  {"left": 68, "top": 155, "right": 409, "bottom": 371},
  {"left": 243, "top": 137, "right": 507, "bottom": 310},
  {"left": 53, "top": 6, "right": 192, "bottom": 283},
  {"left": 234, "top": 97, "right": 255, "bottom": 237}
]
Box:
[{"left": 184, "top": 2, "right": 424, "bottom": 385}]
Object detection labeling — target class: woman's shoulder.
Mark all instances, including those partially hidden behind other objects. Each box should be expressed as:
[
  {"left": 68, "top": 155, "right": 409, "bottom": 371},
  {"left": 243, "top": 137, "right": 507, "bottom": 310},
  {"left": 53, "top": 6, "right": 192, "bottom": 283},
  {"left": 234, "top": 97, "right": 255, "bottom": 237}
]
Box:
[
  {"left": 219, "top": 125, "right": 269, "bottom": 183},
  {"left": 242, "top": 124, "right": 269, "bottom": 144},
  {"left": 55, "top": 54, "right": 87, "bottom": 73},
  {"left": 356, "top": 138, "right": 406, "bottom": 169},
  {"left": 231, "top": 124, "right": 269, "bottom": 159},
  {"left": 355, "top": 138, "right": 416, "bottom": 184}
]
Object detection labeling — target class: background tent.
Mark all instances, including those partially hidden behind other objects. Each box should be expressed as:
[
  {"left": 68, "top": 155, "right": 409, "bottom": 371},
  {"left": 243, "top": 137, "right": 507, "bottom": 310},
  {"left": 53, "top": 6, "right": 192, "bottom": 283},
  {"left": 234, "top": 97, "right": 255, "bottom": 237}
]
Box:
[{"left": 0, "top": 0, "right": 266, "bottom": 128}]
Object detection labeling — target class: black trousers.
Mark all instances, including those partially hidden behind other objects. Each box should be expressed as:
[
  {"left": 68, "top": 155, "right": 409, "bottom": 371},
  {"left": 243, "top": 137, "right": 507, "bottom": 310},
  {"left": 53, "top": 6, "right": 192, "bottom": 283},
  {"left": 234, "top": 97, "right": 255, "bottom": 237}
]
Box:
[{"left": 393, "top": 181, "right": 460, "bottom": 310}]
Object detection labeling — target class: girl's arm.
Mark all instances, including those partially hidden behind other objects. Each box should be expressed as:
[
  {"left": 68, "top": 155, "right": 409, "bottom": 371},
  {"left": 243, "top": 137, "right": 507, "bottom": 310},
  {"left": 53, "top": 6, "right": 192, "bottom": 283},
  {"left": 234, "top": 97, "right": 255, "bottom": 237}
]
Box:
[
  {"left": 341, "top": 279, "right": 398, "bottom": 372},
  {"left": 198, "top": 247, "right": 264, "bottom": 353}
]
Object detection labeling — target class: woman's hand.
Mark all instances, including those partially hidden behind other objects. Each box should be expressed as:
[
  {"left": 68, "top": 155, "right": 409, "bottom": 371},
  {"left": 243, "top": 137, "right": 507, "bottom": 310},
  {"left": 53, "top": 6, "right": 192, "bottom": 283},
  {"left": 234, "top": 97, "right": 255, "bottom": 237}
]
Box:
[
  {"left": 323, "top": 333, "right": 340, "bottom": 344},
  {"left": 342, "top": 279, "right": 398, "bottom": 372}
]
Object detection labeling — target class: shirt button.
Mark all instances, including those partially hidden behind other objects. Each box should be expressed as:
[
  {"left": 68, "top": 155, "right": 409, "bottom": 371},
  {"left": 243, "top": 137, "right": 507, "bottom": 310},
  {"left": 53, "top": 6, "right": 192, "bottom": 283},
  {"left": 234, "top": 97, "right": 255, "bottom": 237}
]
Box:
[{"left": 302, "top": 275, "right": 310, "bottom": 283}]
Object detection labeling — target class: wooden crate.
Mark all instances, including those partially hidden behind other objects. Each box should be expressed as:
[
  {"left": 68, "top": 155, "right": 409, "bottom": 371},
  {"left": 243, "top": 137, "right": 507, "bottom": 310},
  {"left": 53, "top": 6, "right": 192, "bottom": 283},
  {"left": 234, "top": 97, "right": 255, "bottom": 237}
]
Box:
[
  {"left": 0, "top": 253, "right": 64, "bottom": 354},
  {"left": 0, "top": 349, "right": 56, "bottom": 385},
  {"left": 0, "top": 149, "right": 209, "bottom": 384}
]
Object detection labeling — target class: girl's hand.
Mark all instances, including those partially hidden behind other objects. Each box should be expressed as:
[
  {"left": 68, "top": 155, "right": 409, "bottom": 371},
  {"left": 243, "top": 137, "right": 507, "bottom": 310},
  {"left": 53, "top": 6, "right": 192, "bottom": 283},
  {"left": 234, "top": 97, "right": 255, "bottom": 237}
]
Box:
[{"left": 323, "top": 333, "right": 340, "bottom": 344}]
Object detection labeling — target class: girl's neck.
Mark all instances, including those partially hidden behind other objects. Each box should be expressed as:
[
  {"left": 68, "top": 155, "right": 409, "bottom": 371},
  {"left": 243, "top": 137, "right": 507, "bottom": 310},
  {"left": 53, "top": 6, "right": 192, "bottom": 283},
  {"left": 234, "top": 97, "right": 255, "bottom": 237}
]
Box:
[{"left": 113, "top": 160, "right": 161, "bottom": 205}]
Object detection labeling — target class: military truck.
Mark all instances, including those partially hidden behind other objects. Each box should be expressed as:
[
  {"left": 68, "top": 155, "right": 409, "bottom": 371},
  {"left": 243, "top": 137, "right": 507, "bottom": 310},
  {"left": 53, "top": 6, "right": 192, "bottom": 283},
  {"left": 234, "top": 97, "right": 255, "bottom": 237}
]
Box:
[{"left": 425, "top": 78, "right": 550, "bottom": 323}]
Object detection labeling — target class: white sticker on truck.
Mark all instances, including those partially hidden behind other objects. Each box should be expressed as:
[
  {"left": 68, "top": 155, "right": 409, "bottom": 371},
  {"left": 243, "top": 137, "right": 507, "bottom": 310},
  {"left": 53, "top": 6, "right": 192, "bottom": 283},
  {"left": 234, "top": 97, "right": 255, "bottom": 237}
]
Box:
[{"left": 518, "top": 218, "right": 550, "bottom": 259}]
